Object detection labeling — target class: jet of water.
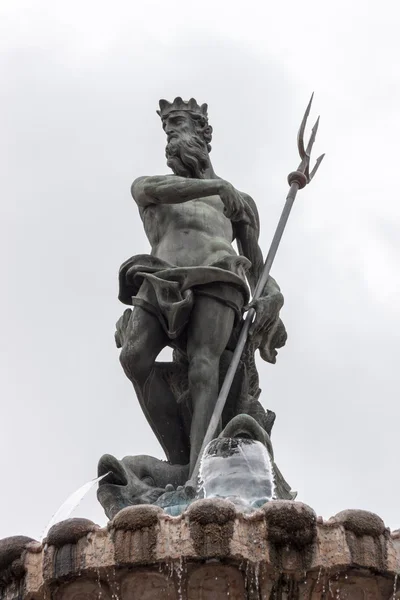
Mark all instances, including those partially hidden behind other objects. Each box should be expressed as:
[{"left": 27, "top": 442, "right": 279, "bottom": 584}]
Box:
[{"left": 40, "top": 472, "right": 110, "bottom": 542}]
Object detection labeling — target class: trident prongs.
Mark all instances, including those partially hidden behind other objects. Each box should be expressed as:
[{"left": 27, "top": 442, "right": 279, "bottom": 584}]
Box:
[
  {"left": 297, "top": 92, "right": 314, "bottom": 158},
  {"left": 297, "top": 93, "right": 325, "bottom": 184}
]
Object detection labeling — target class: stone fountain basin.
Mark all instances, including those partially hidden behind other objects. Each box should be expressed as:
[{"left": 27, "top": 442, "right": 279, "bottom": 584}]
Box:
[{"left": 0, "top": 500, "right": 399, "bottom": 599}]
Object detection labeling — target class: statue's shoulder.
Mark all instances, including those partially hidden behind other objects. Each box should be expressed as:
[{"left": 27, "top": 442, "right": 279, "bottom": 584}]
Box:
[
  {"left": 131, "top": 174, "right": 172, "bottom": 208},
  {"left": 130, "top": 176, "right": 147, "bottom": 206}
]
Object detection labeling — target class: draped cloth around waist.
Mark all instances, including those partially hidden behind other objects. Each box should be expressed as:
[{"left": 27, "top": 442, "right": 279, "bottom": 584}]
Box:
[{"left": 118, "top": 254, "right": 251, "bottom": 340}]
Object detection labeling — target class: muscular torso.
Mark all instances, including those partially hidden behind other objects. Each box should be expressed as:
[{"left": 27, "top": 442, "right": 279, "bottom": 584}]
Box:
[{"left": 140, "top": 195, "right": 237, "bottom": 267}]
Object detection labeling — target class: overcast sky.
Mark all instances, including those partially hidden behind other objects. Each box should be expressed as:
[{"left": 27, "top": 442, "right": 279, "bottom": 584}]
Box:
[{"left": 0, "top": 0, "right": 399, "bottom": 540}]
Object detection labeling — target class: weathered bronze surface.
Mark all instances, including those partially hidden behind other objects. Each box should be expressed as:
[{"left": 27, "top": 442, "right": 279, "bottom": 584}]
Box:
[{"left": 98, "top": 96, "right": 324, "bottom": 516}]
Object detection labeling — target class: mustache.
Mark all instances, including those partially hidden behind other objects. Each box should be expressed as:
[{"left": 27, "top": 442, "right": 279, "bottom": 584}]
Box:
[{"left": 165, "top": 133, "right": 209, "bottom": 178}]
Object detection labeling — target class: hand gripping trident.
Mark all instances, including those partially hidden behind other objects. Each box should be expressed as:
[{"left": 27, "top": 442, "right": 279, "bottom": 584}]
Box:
[{"left": 190, "top": 94, "right": 325, "bottom": 484}]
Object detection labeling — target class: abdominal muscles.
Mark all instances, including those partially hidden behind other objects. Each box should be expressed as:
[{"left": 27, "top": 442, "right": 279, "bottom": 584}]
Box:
[
  {"left": 154, "top": 229, "right": 236, "bottom": 267},
  {"left": 145, "top": 199, "right": 236, "bottom": 267}
]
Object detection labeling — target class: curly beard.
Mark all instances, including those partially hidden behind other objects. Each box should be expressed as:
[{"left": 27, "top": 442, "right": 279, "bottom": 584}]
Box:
[{"left": 165, "top": 133, "right": 209, "bottom": 179}]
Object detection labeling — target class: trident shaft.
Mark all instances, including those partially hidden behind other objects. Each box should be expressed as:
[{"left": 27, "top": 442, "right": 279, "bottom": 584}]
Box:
[{"left": 191, "top": 94, "right": 325, "bottom": 482}]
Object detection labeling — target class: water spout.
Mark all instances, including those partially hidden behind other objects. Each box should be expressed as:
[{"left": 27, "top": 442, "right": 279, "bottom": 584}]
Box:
[{"left": 40, "top": 472, "right": 110, "bottom": 542}]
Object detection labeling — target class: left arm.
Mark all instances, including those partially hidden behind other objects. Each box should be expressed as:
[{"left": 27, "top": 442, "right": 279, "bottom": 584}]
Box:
[
  {"left": 235, "top": 193, "right": 285, "bottom": 346},
  {"left": 235, "top": 193, "right": 281, "bottom": 297},
  {"left": 234, "top": 194, "right": 262, "bottom": 293}
]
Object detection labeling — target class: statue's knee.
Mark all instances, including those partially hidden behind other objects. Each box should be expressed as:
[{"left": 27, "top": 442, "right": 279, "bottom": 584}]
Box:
[
  {"left": 189, "top": 353, "right": 217, "bottom": 387},
  {"left": 119, "top": 342, "right": 134, "bottom": 372},
  {"left": 119, "top": 342, "right": 150, "bottom": 382}
]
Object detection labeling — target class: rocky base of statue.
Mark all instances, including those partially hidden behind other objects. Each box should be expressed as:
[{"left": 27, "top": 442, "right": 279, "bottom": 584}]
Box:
[
  {"left": 1, "top": 502, "right": 399, "bottom": 600},
  {"left": 96, "top": 413, "right": 296, "bottom": 520}
]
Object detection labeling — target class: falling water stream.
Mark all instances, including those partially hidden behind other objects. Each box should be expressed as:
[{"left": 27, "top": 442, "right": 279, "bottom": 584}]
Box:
[{"left": 40, "top": 472, "right": 110, "bottom": 542}]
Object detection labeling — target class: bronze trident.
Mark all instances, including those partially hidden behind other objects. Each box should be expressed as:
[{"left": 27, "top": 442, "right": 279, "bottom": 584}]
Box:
[{"left": 191, "top": 94, "right": 325, "bottom": 482}]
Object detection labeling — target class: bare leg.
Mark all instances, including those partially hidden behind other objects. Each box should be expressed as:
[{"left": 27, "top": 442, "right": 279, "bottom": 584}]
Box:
[
  {"left": 119, "top": 305, "right": 189, "bottom": 465},
  {"left": 187, "top": 296, "right": 235, "bottom": 475}
]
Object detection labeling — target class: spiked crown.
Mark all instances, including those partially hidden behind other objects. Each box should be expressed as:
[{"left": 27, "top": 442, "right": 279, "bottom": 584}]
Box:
[{"left": 157, "top": 97, "right": 208, "bottom": 120}]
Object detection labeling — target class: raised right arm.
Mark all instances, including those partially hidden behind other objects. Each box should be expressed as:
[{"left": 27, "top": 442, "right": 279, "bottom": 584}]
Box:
[{"left": 131, "top": 175, "right": 223, "bottom": 208}]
